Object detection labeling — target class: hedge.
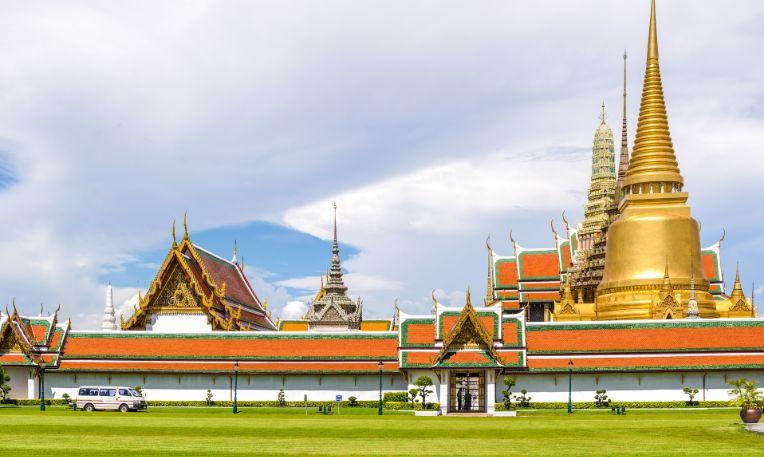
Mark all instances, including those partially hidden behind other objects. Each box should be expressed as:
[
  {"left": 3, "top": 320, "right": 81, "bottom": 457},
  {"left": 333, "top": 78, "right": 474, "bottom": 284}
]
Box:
[
  {"left": 384, "top": 401, "right": 439, "bottom": 411},
  {"left": 494, "top": 400, "right": 734, "bottom": 411},
  {"left": 383, "top": 392, "right": 409, "bottom": 402}
]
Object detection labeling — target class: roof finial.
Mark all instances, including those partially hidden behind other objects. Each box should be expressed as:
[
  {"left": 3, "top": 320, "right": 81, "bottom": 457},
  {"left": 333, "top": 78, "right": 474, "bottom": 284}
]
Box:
[
  {"left": 232, "top": 240, "right": 238, "bottom": 264},
  {"left": 333, "top": 201, "right": 338, "bottom": 245},
  {"left": 39, "top": 303, "right": 43, "bottom": 317},
  {"left": 171, "top": 219, "right": 177, "bottom": 247},
  {"left": 465, "top": 286, "right": 472, "bottom": 308},
  {"left": 183, "top": 211, "right": 189, "bottom": 239},
  {"left": 600, "top": 101, "right": 606, "bottom": 125},
  {"left": 486, "top": 235, "right": 494, "bottom": 304},
  {"left": 618, "top": 49, "right": 630, "bottom": 178},
  {"left": 431, "top": 289, "right": 439, "bottom": 313},
  {"left": 624, "top": 0, "right": 683, "bottom": 191}
]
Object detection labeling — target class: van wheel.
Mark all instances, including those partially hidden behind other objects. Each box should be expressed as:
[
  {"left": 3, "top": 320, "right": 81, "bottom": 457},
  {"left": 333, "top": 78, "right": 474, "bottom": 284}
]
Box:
[
  {"left": 119, "top": 404, "right": 129, "bottom": 413},
  {"left": 84, "top": 403, "right": 95, "bottom": 412}
]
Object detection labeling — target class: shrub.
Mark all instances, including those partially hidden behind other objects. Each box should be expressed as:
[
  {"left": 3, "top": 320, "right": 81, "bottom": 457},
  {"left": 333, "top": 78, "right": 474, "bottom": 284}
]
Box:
[
  {"left": 0, "top": 366, "right": 11, "bottom": 403},
  {"left": 383, "top": 392, "right": 408, "bottom": 403},
  {"left": 206, "top": 389, "right": 214, "bottom": 406},
  {"left": 384, "top": 401, "right": 440, "bottom": 411},
  {"left": 514, "top": 389, "right": 531, "bottom": 408},
  {"left": 348, "top": 396, "right": 358, "bottom": 407},
  {"left": 501, "top": 377, "right": 516, "bottom": 410},
  {"left": 495, "top": 401, "right": 732, "bottom": 411},
  {"left": 594, "top": 389, "right": 610, "bottom": 407},
  {"left": 414, "top": 376, "right": 434, "bottom": 406},
  {"left": 277, "top": 389, "right": 286, "bottom": 407},
  {"left": 683, "top": 387, "right": 699, "bottom": 406},
  {"left": 408, "top": 389, "right": 418, "bottom": 408}
]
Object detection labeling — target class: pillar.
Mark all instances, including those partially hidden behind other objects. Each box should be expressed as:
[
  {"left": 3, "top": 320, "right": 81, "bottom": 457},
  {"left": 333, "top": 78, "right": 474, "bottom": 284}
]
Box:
[
  {"left": 439, "top": 371, "right": 449, "bottom": 415},
  {"left": 486, "top": 370, "right": 496, "bottom": 415},
  {"left": 27, "top": 368, "right": 38, "bottom": 399}
]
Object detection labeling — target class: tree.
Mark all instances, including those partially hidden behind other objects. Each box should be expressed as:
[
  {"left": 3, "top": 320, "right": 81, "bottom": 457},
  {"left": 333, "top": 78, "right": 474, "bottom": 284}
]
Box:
[
  {"left": 683, "top": 387, "right": 699, "bottom": 406},
  {"left": 206, "top": 389, "right": 213, "bottom": 406},
  {"left": 0, "top": 366, "right": 11, "bottom": 402},
  {"left": 408, "top": 388, "right": 419, "bottom": 408},
  {"left": 728, "top": 378, "right": 764, "bottom": 410},
  {"left": 501, "top": 377, "right": 516, "bottom": 410},
  {"left": 413, "top": 376, "right": 434, "bottom": 408}
]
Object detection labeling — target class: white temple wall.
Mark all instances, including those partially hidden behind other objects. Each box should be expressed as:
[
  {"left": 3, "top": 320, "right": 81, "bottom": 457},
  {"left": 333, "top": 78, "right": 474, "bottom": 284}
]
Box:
[
  {"left": 27, "top": 369, "right": 764, "bottom": 404},
  {"left": 404, "top": 369, "right": 445, "bottom": 405},
  {"left": 4, "top": 366, "right": 34, "bottom": 400},
  {"left": 499, "top": 371, "right": 764, "bottom": 403},
  {"left": 44, "top": 372, "right": 406, "bottom": 402}
]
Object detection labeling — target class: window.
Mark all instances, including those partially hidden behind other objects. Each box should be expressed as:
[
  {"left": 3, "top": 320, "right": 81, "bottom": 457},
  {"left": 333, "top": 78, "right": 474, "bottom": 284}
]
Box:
[
  {"left": 89, "top": 388, "right": 100, "bottom": 396},
  {"left": 119, "top": 389, "right": 130, "bottom": 396},
  {"left": 78, "top": 388, "right": 88, "bottom": 396},
  {"left": 129, "top": 389, "right": 142, "bottom": 397},
  {"left": 100, "top": 389, "right": 116, "bottom": 396}
]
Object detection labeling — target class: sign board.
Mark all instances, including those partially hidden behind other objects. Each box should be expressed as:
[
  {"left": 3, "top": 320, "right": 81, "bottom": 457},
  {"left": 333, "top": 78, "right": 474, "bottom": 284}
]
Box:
[{"left": 335, "top": 395, "right": 342, "bottom": 402}]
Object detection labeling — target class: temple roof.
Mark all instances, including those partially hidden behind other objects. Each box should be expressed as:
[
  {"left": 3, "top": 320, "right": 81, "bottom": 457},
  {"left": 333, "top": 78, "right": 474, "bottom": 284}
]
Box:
[{"left": 121, "top": 222, "right": 275, "bottom": 331}]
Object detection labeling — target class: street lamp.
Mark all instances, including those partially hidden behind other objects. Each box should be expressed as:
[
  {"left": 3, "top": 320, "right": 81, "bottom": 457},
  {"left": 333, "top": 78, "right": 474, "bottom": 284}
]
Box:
[
  {"left": 377, "top": 361, "right": 384, "bottom": 416},
  {"left": 233, "top": 361, "right": 239, "bottom": 414},
  {"left": 567, "top": 360, "right": 574, "bottom": 414},
  {"left": 39, "top": 361, "right": 46, "bottom": 412}
]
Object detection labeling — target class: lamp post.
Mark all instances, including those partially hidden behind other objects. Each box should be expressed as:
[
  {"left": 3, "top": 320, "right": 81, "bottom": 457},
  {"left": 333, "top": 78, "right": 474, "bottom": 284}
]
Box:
[
  {"left": 233, "top": 361, "right": 239, "bottom": 414},
  {"left": 378, "top": 361, "right": 384, "bottom": 416},
  {"left": 39, "top": 362, "right": 46, "bottom": 412},
  {"left": 567, "top": 360, "right": 574, "bottom": 414}
]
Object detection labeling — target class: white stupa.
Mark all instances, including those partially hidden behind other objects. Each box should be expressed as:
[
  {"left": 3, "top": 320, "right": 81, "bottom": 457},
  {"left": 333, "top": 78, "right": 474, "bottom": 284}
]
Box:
[{"left": 102, "top": 283, "right": 118, "bottom": 331}]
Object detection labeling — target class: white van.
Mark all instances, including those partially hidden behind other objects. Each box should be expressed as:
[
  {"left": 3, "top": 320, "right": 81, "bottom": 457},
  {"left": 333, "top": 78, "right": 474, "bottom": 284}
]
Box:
[{"left": 76, "top": 386, "right": 148, "bottom": 412}]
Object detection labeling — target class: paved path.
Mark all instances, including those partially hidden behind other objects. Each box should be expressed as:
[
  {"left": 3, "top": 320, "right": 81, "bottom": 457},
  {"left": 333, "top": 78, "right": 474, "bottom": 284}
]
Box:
[{"left": 746, "top": 424, "right": 764, "bottom": 434}]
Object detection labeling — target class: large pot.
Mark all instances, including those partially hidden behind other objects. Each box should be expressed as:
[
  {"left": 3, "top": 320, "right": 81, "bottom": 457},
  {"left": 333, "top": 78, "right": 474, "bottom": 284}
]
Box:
[{"left": 740, "top": 408, "right": 762, "bottom": 424}]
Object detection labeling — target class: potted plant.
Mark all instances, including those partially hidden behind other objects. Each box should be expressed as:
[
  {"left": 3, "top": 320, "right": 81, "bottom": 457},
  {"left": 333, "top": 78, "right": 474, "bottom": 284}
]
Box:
[{"left": 728, "top": 378, "right": 764, "bottom": 423}]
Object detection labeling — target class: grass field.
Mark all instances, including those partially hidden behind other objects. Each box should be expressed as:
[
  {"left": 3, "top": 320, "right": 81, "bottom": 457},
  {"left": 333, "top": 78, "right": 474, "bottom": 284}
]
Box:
[{"left": 0, "top": 406, "right": 761, "bottom": 456}]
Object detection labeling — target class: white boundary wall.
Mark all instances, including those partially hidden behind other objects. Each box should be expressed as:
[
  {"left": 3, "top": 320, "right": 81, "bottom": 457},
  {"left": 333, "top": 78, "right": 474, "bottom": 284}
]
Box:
[
  {"left": 43, "top": 372, "right": 407, "bottom": 402},
  {"left": 7, "top": 368, "right": 763, "bottom": 404}
]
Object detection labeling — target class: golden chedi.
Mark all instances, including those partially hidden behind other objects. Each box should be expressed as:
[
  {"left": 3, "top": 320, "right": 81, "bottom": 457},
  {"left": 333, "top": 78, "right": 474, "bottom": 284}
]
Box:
[{"left": 596, "top": 0, "right": 717, "bottom": 319}]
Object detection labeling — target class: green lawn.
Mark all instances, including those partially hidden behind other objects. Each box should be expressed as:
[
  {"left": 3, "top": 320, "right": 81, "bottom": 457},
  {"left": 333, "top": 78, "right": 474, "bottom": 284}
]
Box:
[{"left": 0, "top": 406, "right": 760, "bottom": 456}]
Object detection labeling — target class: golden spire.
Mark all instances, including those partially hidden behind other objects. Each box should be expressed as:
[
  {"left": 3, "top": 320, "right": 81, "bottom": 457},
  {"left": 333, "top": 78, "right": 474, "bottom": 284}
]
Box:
[
  {"left": 730, "top": 263, "right": 745, "bottom": 303},
  {"left": 623, "top": 0, "right": 683, "bottom": 190},
  {"left": 171, "top": 219, "right": 177, "bottom": 247},
  {"left": 660, "top": 259, "right": 672, "bottom": 297},
  {"left": 485, "top": 235, "right": 494, "bottom": 304}
]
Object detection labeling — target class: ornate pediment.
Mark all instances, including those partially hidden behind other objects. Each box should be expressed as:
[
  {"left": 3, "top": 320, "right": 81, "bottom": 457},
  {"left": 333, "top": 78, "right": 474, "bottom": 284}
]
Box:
[
  {"left": 730, "top": 299, "right": 752, "bottom": 312},
  {"left": 156, "top": 267, "right": 204, "bottom": 314},
  {"left": 435, "top": 293, "right": 500, "bottom": 366}
]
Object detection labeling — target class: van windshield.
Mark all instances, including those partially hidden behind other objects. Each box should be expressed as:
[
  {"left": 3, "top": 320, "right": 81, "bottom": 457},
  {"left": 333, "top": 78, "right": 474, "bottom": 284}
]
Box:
[{"left": 129, "top": 389, "right": 142, "bottom": 397}]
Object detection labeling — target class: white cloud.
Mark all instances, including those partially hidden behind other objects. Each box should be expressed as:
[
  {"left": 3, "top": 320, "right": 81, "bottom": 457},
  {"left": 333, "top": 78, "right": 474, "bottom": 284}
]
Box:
[{"left": 281, "top": 301, "right": 308, "bottom": 320}]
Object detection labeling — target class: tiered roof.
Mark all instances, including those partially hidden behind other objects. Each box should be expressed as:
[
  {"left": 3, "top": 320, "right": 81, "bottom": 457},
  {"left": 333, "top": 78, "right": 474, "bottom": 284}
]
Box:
[
  {"left": 0, "top": 305, "right": 69, "bottom": 367},
  {"left": 121, "top": 220, "right": 275, "bottom": 331},
  {"left": 399, "top": 291, "right": 526, "bottom": 370},
  {"left": 524, "top": 319, "right": 764, "bottom": 372}
]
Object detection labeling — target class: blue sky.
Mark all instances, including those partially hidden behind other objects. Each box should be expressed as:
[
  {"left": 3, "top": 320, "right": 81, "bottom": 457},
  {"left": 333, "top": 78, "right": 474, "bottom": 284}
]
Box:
[{"left": 0, "top": 1, "right": 762, "bottom": 327}]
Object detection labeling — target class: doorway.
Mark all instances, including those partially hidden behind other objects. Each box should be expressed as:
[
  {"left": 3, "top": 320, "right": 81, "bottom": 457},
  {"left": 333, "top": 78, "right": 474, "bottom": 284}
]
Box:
[{"left": 449, "top": 371, "right": 485, "bottom": 413}]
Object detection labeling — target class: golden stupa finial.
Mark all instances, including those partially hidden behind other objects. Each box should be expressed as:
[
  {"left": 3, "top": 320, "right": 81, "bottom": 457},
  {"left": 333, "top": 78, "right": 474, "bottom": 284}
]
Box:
[
  {"left": 171, "top": 219, "right": 177, "bottom": 247},
  {"left": 600, "top": 101, "right": 606, "bottom": 125},
  {"left": 486, "top": 235, "right": 494, "bottom": 304},
  {"left": 660, "top": 257, "right": 672, "bottom": 297},
  {"left": 730, "top": 262, "right": 745, "bottom": 303},
  {"left": 623, "top": 0, "right": 683, "bottom": 191}
]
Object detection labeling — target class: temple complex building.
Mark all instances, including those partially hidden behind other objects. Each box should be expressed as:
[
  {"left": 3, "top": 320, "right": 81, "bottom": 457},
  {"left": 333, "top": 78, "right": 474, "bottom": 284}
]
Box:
[{"left": 0, "top": 0, "right": 762, "bottom": 415}]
